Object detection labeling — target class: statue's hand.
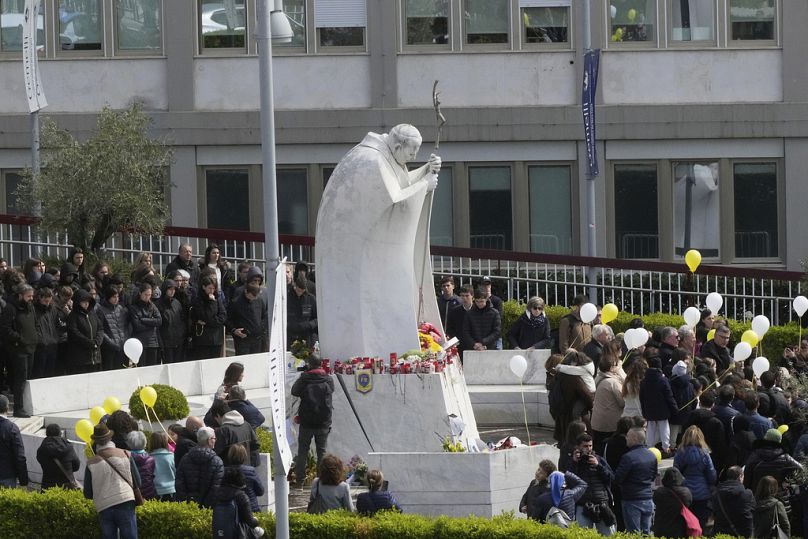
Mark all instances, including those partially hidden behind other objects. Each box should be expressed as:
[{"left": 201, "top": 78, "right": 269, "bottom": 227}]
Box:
[
  {"left": 426, "top": 173, "right": 439, "bottom": 191},
  {"left": 427, "top": 153, "right": 442, "bottom": 174}
]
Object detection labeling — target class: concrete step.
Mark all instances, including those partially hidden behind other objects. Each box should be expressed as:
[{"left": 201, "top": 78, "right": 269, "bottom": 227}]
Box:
[{"left": 467, "top": 384, "right": 552, "bottom": 427}]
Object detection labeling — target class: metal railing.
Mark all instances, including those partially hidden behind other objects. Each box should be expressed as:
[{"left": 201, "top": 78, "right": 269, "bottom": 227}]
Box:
[{"left": 0, "top": 215, "right": 801, "bottom": 324}]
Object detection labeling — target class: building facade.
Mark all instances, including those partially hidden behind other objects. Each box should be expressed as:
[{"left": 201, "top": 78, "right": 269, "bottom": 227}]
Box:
[{"left": 0, "top": 0, "right": 805, "bottom": 270}]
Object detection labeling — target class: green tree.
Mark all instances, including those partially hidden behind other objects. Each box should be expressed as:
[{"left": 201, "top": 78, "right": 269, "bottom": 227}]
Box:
[{"left": 18, "top": 104, "right": 173, "bottom": 252}]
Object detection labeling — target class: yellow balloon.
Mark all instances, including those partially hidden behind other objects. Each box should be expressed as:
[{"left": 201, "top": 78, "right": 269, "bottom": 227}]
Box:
[
  {"left": 140, "top": 386, "right": 157, "bottom": 408},
  {"left": 648, "top": 447, "right": 662, "bottom": 463},
  {"left": 685, "top": 249, "right": 702, "bottom": 273},
  {"left": 90, "top": 406, "right": 106, "bottom": 425},
  {"left": 75, "top": 419, "right": 94, "bottom": 445},
  {"left": 601, "top": 303, "right": 619, "bottom": 324},
  {"left": 741, "top": 330, "right": 759, "bottom": 348},
  {"left": 707, "top": 329, "right": 716, "bottom": 341},
  {"left": 628, "top": 8, "right": 637, "bottom": 22},
  {"left": 103, "top": 396, "right": 121, "bottom": 415},
  {"left": 778, "top": 424, "right": 789, "bottom": 434}
]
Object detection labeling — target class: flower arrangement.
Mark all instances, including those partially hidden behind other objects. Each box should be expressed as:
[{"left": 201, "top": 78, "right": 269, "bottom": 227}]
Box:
[
  {"left": 345, "top": 455, "right": 368, "bottom": 485},
  {"left": 418, "top": 322, "right": 443, "bottom": 353},
  {"left": 290, "top": 339, "right": 312, "bottom": 360},
  {"left": 442, "top": 436, "right": 465, "bottom": 453}
]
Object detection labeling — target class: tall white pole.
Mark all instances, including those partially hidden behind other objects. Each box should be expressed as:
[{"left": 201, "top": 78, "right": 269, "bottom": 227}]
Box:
[{"left": 256, "top": 1, "right": 288, "bottom": 538}]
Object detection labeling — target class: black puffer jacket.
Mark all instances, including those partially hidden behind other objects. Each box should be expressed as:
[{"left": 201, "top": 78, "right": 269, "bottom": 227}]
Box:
[
  {"left": 291, "top": 368, "right": 334, "bottom": 428},
  {"left": 743, "top": 440, "right": 802, "bottom": 492},
  {"left": 227, "top": 292, "right": 266, "bottom": 342},
  {"left": 287, "top": 290, "right": 317, "bottom": 344},
  {"left": 652, "top": 473, "right": 693, "bottom": 539},
  {"left": 212, "top": 482, "right": 259, "bottom": 530},
  {"left": 214, "top": 411, "right": 260, "bottom": 467},
  {"left": 0, "top": 416, "right": 28, "bottom": 485},
  {"left": 36, "top": 435, "right": 80, "bottom": 489},
  {"left": 176, "top": 446, "right": 224, "bottom": 508},
  {"left": 97, "top": 299, "right": 130, "bottom": 351},
  {"left": 461, "top": 303, "right": 501, "bottom": 350},
  {"left": 190, "top": 294, "right": 227, "bottom": 347},
  {"left": 712, "top": 479, "right": 755, "bottom": 538},
  {"left": 34, "top": 301, "right": 61, "bottom": 347},
  {"left": 128, "top": 298, "right": 162, "bottom": 348},
  {"left": 570, "top": 453, "right": 614, "bottom": 504},
  {"left": 520, "top": 478, "right": 550, "bottom": 520},
  {"left": 0, "top": 295, "right": 38, "bottom": 354},
  {"left": 157, "top": 293, "right": 186, "bottom": 348},
  {"left": 66, "top": 290, "right": 103, "bottom": 367}
]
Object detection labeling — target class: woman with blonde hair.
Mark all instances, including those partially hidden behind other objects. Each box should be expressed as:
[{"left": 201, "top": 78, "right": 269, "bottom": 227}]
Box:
[
  {"left": 672, "top": 425, "right": 717, "bottom": 531},
  {"left": 356, "top": 469, "right": 401, "bottom": 515},
  {"left": 621, "top": 358, "right": 647, "bottom": 418}
]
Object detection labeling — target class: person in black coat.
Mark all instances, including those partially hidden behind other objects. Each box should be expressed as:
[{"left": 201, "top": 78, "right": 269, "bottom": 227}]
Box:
[
  {"left": 639, "top": 357, "right": 678, "bottom": 455},
  {"left": 211, "top": 467, "right": 262, "bottom": 538},
  {"left": 291, "top": 354, "right": 334, "bottom": 488},
  {"left": 156, "top": 280, "right": 186, "bottom": 364},
  {"left": 445, "top": 285, "right": 472, "bottom": 344},
  {"left": 33, "top": 287, "right": 61, "bottom": 379},
  {"left": 96, "top": 286, "right": 130, "bottom": 371},
  {"left": 225, "top": 444, "right": 265, "bottom": 512},
  {"left": 209, "top": 400, "right": 260, "bottom": 468},
  {"left": 652, "top": 467, "right": 694, "bottom": 539},
  {"left": 228, "top": 283, "right": 267, "bottom": 356},
  {"left": 460, "top": 288, "right": 501, "bottom": 352},
  {"left": 36, "top": 423, "right": 80, "bottom": 489},
  {"left": 700, "top": 325, "right": 732, "bottom": 373},
  {"left": 176, "top": 426, "right": 224, "bottom": 508},
  {"left": 520, "top": 459, "right": 557, "bottom": 520},
  {"left": 508, "top": 296, "right": 551, "bottom": 350},
  {"left": 190, "top": 276, "right": 227, "bottom": 360},
  {"left": 712, "top": 465, "right": 755, "bottom": 538},
  {"left": 66, "top": 289, "right": 103, "bottom": 374},
  {"left": 0, "top": 284, "right": 37, "bottom": 416},
  {"left": 743, "top": 428, "right": 802, "bottom": 494},
  {"left": 0, "top": 394, "right": 28, "bottom": 487},
  {"left": 128, "top": 283, "right": 162, "bottom": 367},
  {"left": 436, "top": 276, "right": 460, "bottom": 327},
  {"left": 170, "top": 416, "right": 202, "bottom": 469},
  {"left": 287, "top": 276, "right": 317, "bottom": 348},
  {"left": 165, "top": 243, "right": 200, "bottom": 290},
  {"left": 226, "top": 386, "right": 266, "bottom": 429},
  {"left": 357, "top": 469, "right": 401, "bottom": 516},
  {"left": 683, "top": 390, "right": 728, "bottom": 472}
]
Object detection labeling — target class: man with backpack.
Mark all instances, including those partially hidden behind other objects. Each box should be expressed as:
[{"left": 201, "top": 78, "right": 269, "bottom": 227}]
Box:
[{"left": 291, "top": 354, "right": 334, "bottom": 488}]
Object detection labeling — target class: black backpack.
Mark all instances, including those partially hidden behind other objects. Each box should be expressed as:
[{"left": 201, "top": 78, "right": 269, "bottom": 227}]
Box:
[
  {"left": 298, "top": 378, "right": 333, "bottom": 427},
  {"left": 212, "top": 499, "right": 239, "bottom": 538}
]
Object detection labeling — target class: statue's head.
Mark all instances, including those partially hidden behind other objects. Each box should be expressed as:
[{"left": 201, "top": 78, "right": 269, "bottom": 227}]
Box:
[{"left": 387, "top": 124, "right": 422, "bottom": 166}]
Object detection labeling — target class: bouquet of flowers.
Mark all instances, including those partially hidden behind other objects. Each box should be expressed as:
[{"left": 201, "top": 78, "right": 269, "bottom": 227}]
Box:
[
  {"left": 418, "top": 322, "right": 443, "bottom": 353},
  {"left": 345, "top": 454, "right": 368, "bottom": 485},
  {"left": 290, "top": 340, "right": 312, "bottom": 360}
]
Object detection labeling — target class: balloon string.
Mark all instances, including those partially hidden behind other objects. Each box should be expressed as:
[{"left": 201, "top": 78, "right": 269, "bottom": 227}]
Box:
[
  {"left": 142, "top": 402, "right": 153, "bottom": 430},
  {"left": 520, "top": 379, "right": 531, "bottom": 447},
  {"left": 146, "top": 406, "right": 172, "bottom": 438},
  {"left": 678, "top": 365, "right": 734, "bottom": 411}
]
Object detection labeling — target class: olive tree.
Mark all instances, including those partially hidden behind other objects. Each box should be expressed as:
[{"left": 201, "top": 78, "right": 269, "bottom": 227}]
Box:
[{"left": 18, "top": 104, "right": 173, "bottom": 252}]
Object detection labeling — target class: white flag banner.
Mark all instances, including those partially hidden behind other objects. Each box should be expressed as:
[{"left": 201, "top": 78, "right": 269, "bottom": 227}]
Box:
[
  {"left": 23, "top": 0, "right": 47, "bottom": 113},
  {"left": 268, "top": 258, "right": 292, "bottom": 473}
]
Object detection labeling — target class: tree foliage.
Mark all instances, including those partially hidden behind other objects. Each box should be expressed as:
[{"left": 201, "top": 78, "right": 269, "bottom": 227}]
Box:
[{"left": 18, "top": 104, "right": 173, "bottom": 252}]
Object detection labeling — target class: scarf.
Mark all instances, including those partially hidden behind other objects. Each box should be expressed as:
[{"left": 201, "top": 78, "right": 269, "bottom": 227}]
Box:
[{"left": 550, "top": 471, "right": 565, "bottom": 507}]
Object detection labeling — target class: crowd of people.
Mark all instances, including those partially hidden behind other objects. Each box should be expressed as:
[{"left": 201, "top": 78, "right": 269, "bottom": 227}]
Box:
[
  {"left": 519, "top": 292, "right": 808, "bottom": 538},
  {"left": 0, "top": 245, "right": 319, "bottom": 418}
]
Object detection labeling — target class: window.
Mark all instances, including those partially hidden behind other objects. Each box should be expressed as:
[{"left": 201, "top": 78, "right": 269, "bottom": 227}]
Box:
[
  {"left": 463, "top": 0, "right": 509, "bottom": 45},
  {"left": 115, "top": 0, "right": 162, "bottom": 51},
  {"left": 430, "top": 167, "right": 453, "bottom": 246},
  {"left": 734, "top": 163, "right": 777, "bottom": 258},
  {"left": 403, "top": 0, "right": 449, "bottom": 46},
  {"left": 609, "top": 0, "right": 655, "bottom": 43},
  {"left": 199, "top": 0, "right": 246, "bottom": 52},
  {"left": 277, "top": 168, "right": 308, "bottom": 235},
  {"left": 59, "top": 0, "right": 103, "bottom": 51},
  {"left": 614, "top": 164, "right": 658, "bottom": 259},
  {"left": 206, "top": 169, "right": 250, "bottom": 230},
  {"left": 4, "top": 171, "right": 22, "bottom": 215},
  {"left": 521, "top": 2, "right": 570, "bottom": 45},
  {"left": 1, "top": 1, "right": 44, "bottom": 52},
  {"left": 673, "top": 161, "right": 720, "bottom": 258},
  {"left": 277, "top": 0, "right": 306, "bottom": 49},
  {"left": 315, "top": 0, "right": 366, "bottom": 48},
  {"left": 729, "top": 0, "right": 775, "bottom": 41},
  {"left": 469, "top": 166, "right": 511, "bottom": 250},
  {"left": 670, "top": 0, "right": 714, "bottom": 43},
  {"left": 528, "top": 165, "right": 572, "bottom": 254}
]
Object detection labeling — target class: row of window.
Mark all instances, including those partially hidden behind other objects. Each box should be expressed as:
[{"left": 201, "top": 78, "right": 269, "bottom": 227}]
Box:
[
  {"left": 201, "top": 158, "right": 781, "bottom": 263},
  {"left": 0, "top": 0, "right": 778, "bottom": 58}
]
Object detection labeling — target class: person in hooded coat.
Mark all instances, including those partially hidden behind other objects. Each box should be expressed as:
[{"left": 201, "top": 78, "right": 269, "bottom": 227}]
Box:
[
  {"left": 36, "top": 423, "right": 80, "bottom": 490},
  {"left": 59, "top": 262, "right": 81, "bottom": 294},
  {"left": 209, "top": 400, "right": 260, "bottom": 468},
  {"left": 190, "top": 276, "right": 227, "bottom": 360},
  {"left": 32, "top": 286, "right": 60, "bottom": 379},
  {"left": 534, "top": 470, "right": 588, "bottom": 523},
  {"left": 67, "top": 289, "right": 103, "bottom": 373},
  {"left": 156, "top": 279, "right": 186, "bottom": 364},
  {"left": 652, "top": 467, "right": 694, "bottom": 539},
  {"left": 96, "top": 285, "right": 130, "bottom": 371},
  {"left": 128, "top": 283, "right": 162, "bottom": 367},
  {"left": 639, "top": 356, "right": 678, "bottom": 456},
  {"left": 211, "top": 467, "right": 262, "bottom": 539}
]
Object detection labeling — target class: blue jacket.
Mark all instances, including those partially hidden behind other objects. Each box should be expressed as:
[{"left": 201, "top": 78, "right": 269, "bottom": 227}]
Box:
[
  {"left": 225, "top": 464, "right": 264, "bottom": 512},
  {"left": 150, "top": 448, "right": 176, "bottom": 496},
  {"left": 639, "top": 368, "right": 678, "bottom": 421},
  {"left": 712, "top": 403, "right": 740, "bottom": 442},
  {"left": 669, "top": 373, "right": 695, "bottom": 426},
  {"left": 535, "top": 471, "right": 588, "bottom": 522},
  {"left": 672, "top": 446, "right": 717, "bottom": 501},
  {"left": 614, "top": 445, "right": 657, "bottom": 501},
  {"left": 228, "top": 399, "right": 266, "bottom": 429},
  {"left": 356, "top": 490, "right": 401, "bottom": 515},
  {"left": 745, "top": 411, "right": 773, "bottom": 440},
  {"left": 0, "top": 416, "right": 28, "bottom": 485}
]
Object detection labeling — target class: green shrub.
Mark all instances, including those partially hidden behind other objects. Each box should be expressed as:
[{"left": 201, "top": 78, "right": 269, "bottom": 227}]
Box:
[
  {"left": 128, "top": 384, "right": 189, "bottom": 421},
  {"left": 502, "top": 299, "right": 801, "bottom": 366},
  {"left": 0, "top": 487, "right": 745, "bottom": 539}
]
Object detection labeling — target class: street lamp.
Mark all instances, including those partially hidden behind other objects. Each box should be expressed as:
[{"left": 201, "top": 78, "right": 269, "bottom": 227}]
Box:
[{"left": 255, "top": 1, "right": 292, "bottom": 538}]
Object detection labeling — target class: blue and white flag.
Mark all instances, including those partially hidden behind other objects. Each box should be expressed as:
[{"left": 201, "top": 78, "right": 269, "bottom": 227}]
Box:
[
  {"left": 23, "top": 0, "right": 47, "bottom": 113},
  {"left": 582, "top": 49, "right": 600, "bottom": 178}
]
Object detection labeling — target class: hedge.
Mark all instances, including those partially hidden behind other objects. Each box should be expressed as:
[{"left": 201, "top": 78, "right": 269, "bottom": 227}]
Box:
[
  {"left": 0, "top": 487, "right": 743, "bottom": 539},
  {"left": 501, "top": 300, "right": 802, "bottom": 366}
]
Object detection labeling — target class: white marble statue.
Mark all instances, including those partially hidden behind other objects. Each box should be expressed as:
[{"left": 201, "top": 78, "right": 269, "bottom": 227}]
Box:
[{"left": 315, "top": 124, "right": 444, "bottom": 360}]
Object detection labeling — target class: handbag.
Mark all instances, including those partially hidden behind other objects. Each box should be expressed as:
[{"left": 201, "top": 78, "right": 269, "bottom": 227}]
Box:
[
  {"left": 671, "top": 490, "right": 702, "bottom": 537},
  {"left": 52, "top": 458, "right": 80, "bottom": 490},
  {"left": 772, "top": 504, "right": 789, "bottom": 539},
  {"left": 100, "top": 451, "right": 145, "bottom": 506},
  {"left": 307, "top": 481, "right": 327, "bottom": 514},
  {"left": 546, "top": 506, "right": 572, "bottom": 528}
]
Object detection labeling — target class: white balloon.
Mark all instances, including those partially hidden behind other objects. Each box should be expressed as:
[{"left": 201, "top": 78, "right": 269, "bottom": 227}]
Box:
[
  {"left": 683, "top": 307, "right": 700, "bottom": 328},
  {"left": 634, "top": 328, "right": 649, "bottom": 348},
  {"left": 623, "top": 328, "right": 637, "bottom": 350},
  {"left": 124, "top": 338, "right": 143, "bottom": 364},
  {"left": 509, "top": 354, "right": 527, "bottom": 379},
  {"left": 794, "top": 296, "right": 808, "bottom": 318},
  {"left": 580, "top": 303, "right": 597, "bottom": 324},
  {"left": 751, "top": 315, "right": 770, "bottom": 338},
  {"left": 706, "top": 292, "right": 723, "bottom": 314},
  {"left": 752, "top": 356, "right": 770, "bottom": 378},
  {"left": 733, "top": 342, "right": 752, "bottom": 363},
  {"left": 610, "top": 5, "right": 617, "bottom": 18}
]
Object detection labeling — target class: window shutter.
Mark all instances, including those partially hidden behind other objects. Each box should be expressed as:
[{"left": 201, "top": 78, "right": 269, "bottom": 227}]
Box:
[
  {"left": 314, "top": 0, "right": 367, "bottom": 28},
  {"left": 519, "top": 0, "right": 571, "bottom": 7}
]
